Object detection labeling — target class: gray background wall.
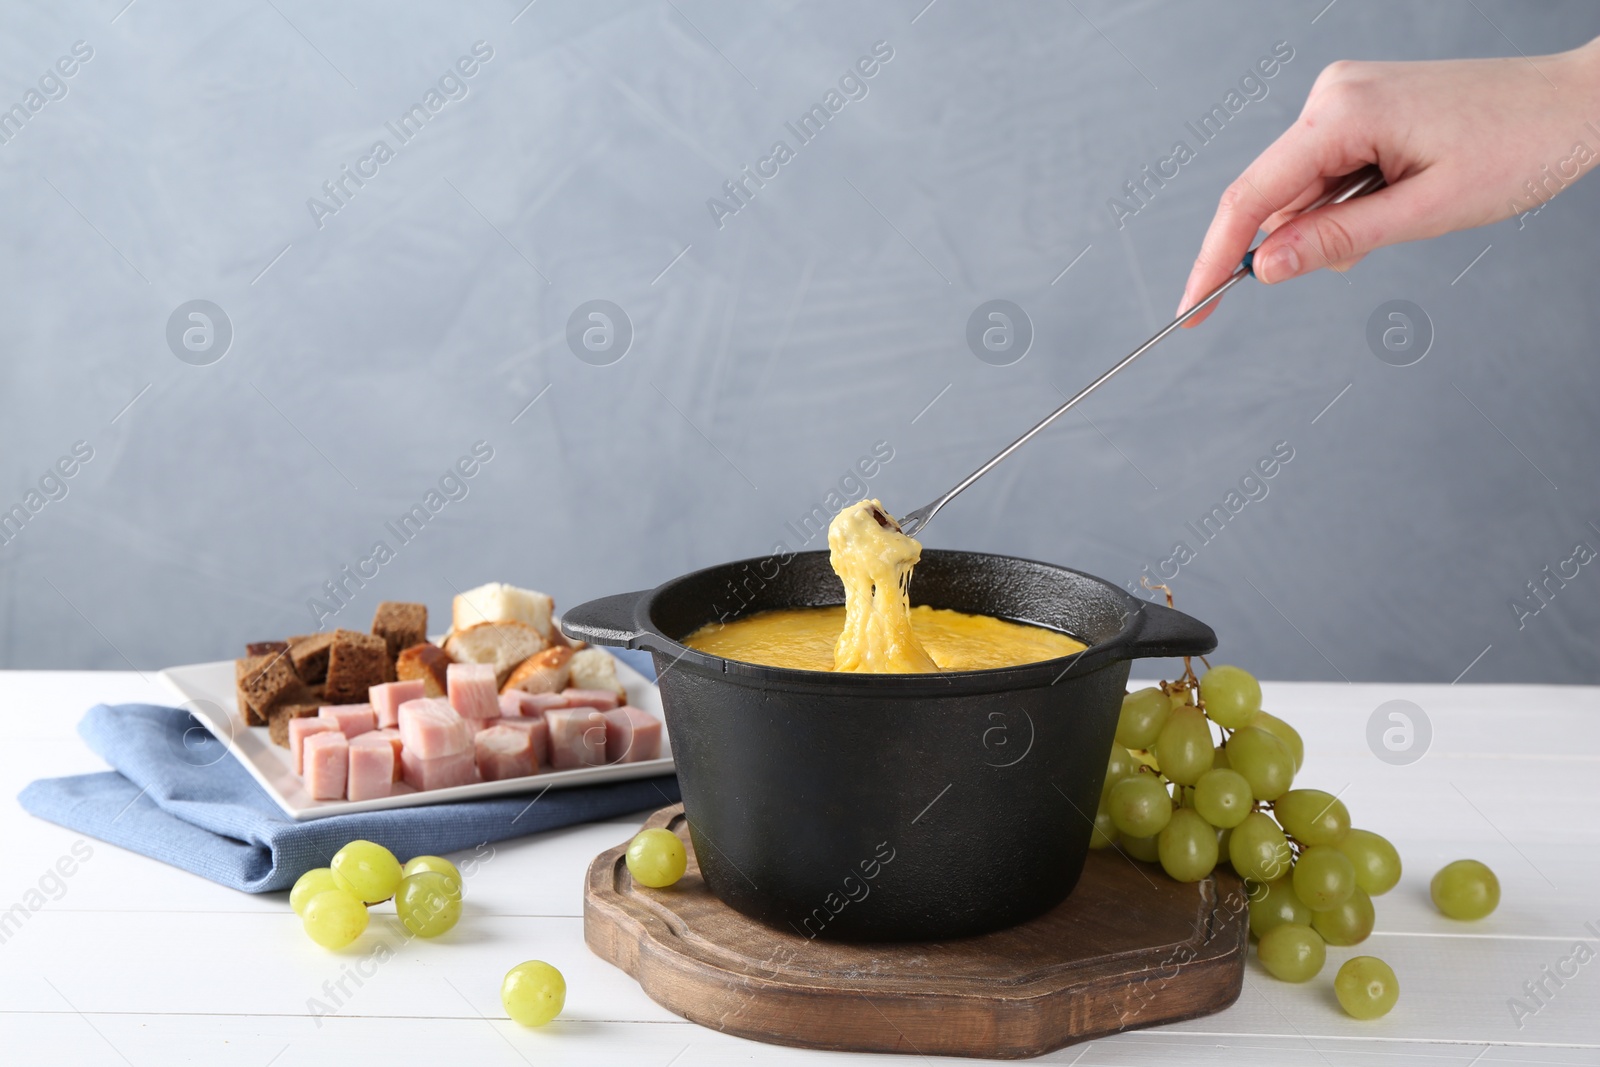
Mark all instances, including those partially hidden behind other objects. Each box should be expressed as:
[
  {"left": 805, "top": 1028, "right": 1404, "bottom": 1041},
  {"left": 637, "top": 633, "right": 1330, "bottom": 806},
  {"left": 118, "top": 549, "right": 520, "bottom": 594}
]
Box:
[{"left": 1, "top": 0, "right": 1595, "bottom": 683}]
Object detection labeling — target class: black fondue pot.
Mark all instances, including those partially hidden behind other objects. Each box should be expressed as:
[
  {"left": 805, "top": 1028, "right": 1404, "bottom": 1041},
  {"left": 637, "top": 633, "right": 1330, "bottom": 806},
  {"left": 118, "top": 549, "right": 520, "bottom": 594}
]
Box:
[{"left": 563, "top": 549, "right": 1215, "bottom": 941}]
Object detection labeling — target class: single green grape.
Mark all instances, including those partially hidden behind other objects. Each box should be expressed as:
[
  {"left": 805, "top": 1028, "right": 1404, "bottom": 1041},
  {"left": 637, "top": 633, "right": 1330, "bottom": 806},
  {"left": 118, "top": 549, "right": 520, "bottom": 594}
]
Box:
[
  {"left": 396, "top": 871, "right": 463, "bottom": 938},
  {"left": 1119, "top": 832, "right": 1160, "bottom": 863},
  {"left": 1430, "top": 859, "right": 1499, "bottom": 920},
  {"left": 1158, "top": 808, "right": 1218, "bottom": 882},
  {"left": 1199, "top": 665, "right": 1261, "bottom": 729},
  {"left": 1293, "top": 845, "right": 1356, "bottom": 911},
  {"left": 1274, "top": 789, "right": 1350, "bottom": 847},
  {"left": 290, "top": 868, "right": 340, "bottom": 917},
  {"left": 1216, "top": 825, "right": 1232, "bottom": 866},
  {"left": 1225, "top": 727, "right": 1294, "bottom": 801},
  {"left": 1336, "top": 829, "right": 1402, "bottom": 896},
  {"left": 1249, "top": 710, "right": 1304, "bottom": 771},
  {"left": 1108, "top": 774, "right": 1173, "bottom": 838},
  {"left": 1312, "top": 886, "right": 1375, "bottom": 946},
  {"left": 1193, "top": 768, "right": 1253, "bottom": 829},
  {"left": 1212, "top": 743, "right": 1230, "bottom": 770},
  {"left": 1247, "top": 876, "right": 1311, "bottom": 938},
  {"left": 1229, "top": 811, "right": 1293, "bottom": 883},
  {"left": 1335, "top": 956, "right": 1399, "bottom": 1019},
  {"left": 331, "top": 840, "right": 403, "bottom": 904},
  {"left": 302, "top": 889, "right": 368, "bottom": 949},
  {"left": 1257, "top": 923, "right": 1325, "bottom": 982},
  {"left": 626, "top": 828, "right": 688, "bottom": 888},
  {"left": 1088, "top": 804, "right": 1117, "bottom": 850},
  {"left": 402, "top": 855, "right": 463, "bottom": 894},
  {"left": 1167, "top": 687, "right": 1193, "bottom": 711},
  {"left": 1153, "top": 706, "right": 1215, "bottom": 786},
  {"left": 1103, "top": 746, "right": 1138, "bottom": 801},
  {"left": 1116, "top": 688, "right": 1170, "bottom": 750},
  {"left": 502, "top": 960, "right": 566, "bottom": 1027}
]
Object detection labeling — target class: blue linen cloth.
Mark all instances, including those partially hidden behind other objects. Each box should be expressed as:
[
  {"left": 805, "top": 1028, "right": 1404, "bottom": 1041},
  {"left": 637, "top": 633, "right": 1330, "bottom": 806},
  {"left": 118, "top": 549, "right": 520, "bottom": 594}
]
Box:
[{"left": 17, "top": 651, "right": 678, "bottom": 893}]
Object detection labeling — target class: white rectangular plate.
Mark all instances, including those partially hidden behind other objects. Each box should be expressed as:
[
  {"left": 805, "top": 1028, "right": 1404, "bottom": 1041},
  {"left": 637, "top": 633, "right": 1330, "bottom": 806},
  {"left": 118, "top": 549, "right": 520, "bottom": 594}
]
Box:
[{"left": 157, "top": 651, "right": 672, "bottom": 821}]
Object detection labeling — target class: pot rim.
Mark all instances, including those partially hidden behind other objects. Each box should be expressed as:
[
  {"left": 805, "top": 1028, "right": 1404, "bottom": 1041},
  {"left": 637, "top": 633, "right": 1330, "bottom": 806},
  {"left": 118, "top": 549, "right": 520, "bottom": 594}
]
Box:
[{"left": 563, "top": 549, "right": 1216, "bottom": 696}]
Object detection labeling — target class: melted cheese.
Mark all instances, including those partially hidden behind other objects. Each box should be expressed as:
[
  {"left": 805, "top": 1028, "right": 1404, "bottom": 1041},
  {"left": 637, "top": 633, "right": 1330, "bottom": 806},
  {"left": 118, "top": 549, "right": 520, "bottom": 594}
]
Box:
[
  {"left": 682, "top": 499, "right": 1087, "bottom": 673},
  {"left": 828, "top": 499, "right": 939, "bottom": 672}
]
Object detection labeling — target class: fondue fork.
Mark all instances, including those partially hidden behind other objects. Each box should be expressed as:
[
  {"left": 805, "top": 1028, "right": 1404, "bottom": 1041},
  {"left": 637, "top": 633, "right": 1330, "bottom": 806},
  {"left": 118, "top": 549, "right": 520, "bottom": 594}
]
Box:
[{"left": 890, "top": 165, "right": 1387, "bottom": 539}]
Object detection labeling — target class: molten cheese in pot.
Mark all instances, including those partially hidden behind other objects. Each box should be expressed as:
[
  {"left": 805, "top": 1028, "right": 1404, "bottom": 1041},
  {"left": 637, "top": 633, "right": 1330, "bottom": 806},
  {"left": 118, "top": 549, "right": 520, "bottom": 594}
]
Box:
[{"left": 683, "top": 500, "right": 1087, "bottom": 673}]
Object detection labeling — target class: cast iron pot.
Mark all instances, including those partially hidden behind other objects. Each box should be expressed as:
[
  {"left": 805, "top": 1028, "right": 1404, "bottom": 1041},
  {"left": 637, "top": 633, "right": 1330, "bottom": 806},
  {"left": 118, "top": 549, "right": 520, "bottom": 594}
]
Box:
[{"left": 563, "top": 549, "right": 1215, "bottom": 941}]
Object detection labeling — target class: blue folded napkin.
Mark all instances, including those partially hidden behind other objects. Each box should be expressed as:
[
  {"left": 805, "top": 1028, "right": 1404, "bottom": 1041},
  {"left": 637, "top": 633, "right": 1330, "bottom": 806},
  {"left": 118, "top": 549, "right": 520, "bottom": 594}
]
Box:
[{"left": 19, "top": 653, "right": 678, "bottom": 893}]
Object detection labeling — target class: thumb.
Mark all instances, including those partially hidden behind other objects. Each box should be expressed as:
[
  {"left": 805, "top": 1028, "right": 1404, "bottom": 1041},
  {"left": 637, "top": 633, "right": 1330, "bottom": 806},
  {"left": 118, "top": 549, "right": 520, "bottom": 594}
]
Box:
[{"left": 1251, "top": 173, "right": 1440, "bottom": 284}]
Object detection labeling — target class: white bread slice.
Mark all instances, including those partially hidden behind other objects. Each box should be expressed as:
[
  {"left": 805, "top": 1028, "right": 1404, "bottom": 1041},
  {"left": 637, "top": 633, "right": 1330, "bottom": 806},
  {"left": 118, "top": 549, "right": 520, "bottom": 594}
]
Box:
[
  {"left": 569, "top": 647, "right": 626, "bottom": 700},
  {"left": 501, "top": 646, "right": 573, "bottom": 695},
  {"left": 442, "top": 621, "right": 547, "bottom": 687},
  {"left": 452, "top": 582, "right": 555, "bottom": 642}
]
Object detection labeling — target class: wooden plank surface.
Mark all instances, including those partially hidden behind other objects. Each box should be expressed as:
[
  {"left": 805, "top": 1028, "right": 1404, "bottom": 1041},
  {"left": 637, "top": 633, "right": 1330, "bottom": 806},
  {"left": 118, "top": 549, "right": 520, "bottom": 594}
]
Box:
[{"left": 0, "top": 670, "right": 1596, "bottom": 1065}]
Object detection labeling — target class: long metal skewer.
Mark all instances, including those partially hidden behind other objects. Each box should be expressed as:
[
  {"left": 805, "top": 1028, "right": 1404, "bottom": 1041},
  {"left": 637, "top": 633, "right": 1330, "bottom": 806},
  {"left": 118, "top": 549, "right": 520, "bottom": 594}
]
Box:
[{"left": 894, "top": 164, "right": 1387, "bottom": 539}]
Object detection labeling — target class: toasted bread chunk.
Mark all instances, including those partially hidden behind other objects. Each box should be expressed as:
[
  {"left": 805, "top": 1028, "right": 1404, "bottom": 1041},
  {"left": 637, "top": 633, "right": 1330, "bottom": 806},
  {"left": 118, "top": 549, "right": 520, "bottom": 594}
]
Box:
[
  {"left": 452, "top": 582, "right": 555, "bottom": 642},
  {"left": 501, "top": 646, "right": 573, "bottom": 695},
  {"left": 245, "top": 640, "right": 289, "bottom": 658},
  {"left": 237, "top": 653, "right": 312, "bottom": 726},
  {"left": 443, "top": 620, "right": 546, "bottom": 687},
  {"left": 568, "top": 647, "right": 627, "bottom": 701},
  {"left": 396, "top": 642, "right": 453, "bottom": 697}
]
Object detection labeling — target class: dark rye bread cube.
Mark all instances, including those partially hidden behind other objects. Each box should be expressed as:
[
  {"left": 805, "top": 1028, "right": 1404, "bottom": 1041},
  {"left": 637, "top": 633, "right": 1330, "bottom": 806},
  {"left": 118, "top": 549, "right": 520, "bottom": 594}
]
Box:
[
  {"left": 371, "top": 602, "right": 427, "bottom": 666},
  {"left": 246, "top": 640, "right": 289, "bottom": 657},
  {"left": 324, "top": 629, "right": 389, "bottom": 704},
  {"left": 236, "top": 653, "right": 312, "bottom": 727},
  {"left": 267, "top": 701, "right": 321, "bottom": 748},
  {"left": 288, "top": 632, "right": 335, "bottom": 685}
]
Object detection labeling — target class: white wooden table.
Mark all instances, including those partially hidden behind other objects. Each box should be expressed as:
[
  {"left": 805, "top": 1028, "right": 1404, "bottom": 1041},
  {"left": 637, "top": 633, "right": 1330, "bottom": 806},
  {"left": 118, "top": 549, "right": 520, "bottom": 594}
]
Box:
[{"left": 3, "top": 670, "right": 1595, "bottom": 1065}]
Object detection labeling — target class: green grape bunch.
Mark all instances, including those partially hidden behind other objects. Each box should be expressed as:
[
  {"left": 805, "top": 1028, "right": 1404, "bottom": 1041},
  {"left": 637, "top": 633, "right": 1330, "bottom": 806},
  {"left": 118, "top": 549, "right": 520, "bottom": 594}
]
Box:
[{"left": 1097, "top": 587, "right": 1425, "bottom": 1018}]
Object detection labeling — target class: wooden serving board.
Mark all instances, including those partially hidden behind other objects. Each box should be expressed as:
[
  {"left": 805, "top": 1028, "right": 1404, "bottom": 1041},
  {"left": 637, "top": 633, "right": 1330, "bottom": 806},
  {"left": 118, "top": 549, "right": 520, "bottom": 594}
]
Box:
[{"left": 584, "top": 804, "right": 1248, "bottom": 1059}]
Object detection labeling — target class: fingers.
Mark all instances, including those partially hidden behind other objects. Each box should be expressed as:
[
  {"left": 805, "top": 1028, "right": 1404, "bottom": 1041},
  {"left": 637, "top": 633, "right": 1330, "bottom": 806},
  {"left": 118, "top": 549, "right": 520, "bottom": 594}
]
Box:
[
  {"left": 1176, "top": 121, "right": 1340, "bottom": 326},
  {"left": 1250, "top": 171, "right": 1443, "bottom": 284}
]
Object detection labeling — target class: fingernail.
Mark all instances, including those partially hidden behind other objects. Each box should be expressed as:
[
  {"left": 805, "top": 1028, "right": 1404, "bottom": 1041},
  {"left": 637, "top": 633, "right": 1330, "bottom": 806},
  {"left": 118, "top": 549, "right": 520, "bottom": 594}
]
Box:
[
  {"left": 1174, "top": 288, "right": 1192, "bottom": 317},
  {"left": 1259, "top": 245, "right": 1300, "bottom": 284}
]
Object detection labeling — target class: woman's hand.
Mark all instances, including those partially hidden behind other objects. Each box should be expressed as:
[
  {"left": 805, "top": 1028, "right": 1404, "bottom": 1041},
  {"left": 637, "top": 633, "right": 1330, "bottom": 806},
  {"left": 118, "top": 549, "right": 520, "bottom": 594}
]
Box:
[{"left": 1177, "top": 38, "right": 1600, "bottom": 326}]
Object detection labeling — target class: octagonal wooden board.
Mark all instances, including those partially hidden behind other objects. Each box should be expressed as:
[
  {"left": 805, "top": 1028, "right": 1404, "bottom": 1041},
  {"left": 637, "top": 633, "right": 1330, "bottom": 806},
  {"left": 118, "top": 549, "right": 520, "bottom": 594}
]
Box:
[{"left": 584, "top": 804, "right": 1247, "bottom": 1059}]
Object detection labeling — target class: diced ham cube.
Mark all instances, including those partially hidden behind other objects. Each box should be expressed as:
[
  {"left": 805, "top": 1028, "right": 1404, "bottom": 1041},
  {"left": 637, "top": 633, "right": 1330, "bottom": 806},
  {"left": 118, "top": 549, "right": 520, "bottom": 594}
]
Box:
[
  {"left": 303, "top": 731, "right": 349, "bottom": 800},
  {"left": 319, "top": 703, "right": 377, "bottom": 737},
  {"left": 492, "top": 715, "right": 549, "bottom": 768},
  {"left": 347, "top": 734, "right": 395, "bottom": 801},
  {"left": 603, "top": 706, "right": 663, "bottom": 764},
  {"left": 370, "top": 727, "right": 404, "bottom": 781},
  {"left": 561, "top": 688, "right": 620, "bottom": 712},
  {"left": 501, "top": 691, "right": 568, "bottom": 717},
  {"left": 475, "top": 724, "right": 536, "bottom": 781},
  {"left": 398, "top": 697, "right": 472, "bottom": 759},
  {"left": 447, "top": 662, "right": 500, "bottom": 720},
  {"left": 546, "top": 707, "right": 607, "bottom": 769},
  {"left": 290, "top": 717, "right": 339, "bottom": 776},
  {"left": 400, "top": 747, "right": 480, "bottom": 791},
  {"left": 369, "top": 680, "right": 426, "bottom": 728},
  {"left": 389, "top": 781, "right": 418, "bottom": 796}
]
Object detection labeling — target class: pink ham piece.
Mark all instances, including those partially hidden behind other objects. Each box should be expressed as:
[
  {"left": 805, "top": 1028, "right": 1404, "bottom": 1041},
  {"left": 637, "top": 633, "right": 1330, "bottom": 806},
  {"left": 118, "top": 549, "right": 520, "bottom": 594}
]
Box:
[
  {"left": 475, "top": 724, "right": 536, "bottom": 781},
  {"left": 290, "top": 717, "right": 339, "bottom": 776},
  {"left": 602, "top": 707, "right": 662, "bottom": 764},
  {"left": 546, "top": 707, "right": 607, "bottom": 769},
  {"left": 303, "top": 731, "right": 349, "bottom": 800},
  {"left": 501, "top": 691, "right": 568, "bottom": 717},
  {"left": 347, "top": 733, "right": 395, "bottom": 801},
  {"left": 398, "top": 697, "right": 473, "bottom": 759},
  {"left": 447, "top": 662, "right": 500, "bottom": 720},
  {"left": 370, "top": 728, "right": 404, "bottom": 781},
  {"left": 401, "top": 747, "right": 480, "bottom": 791},
  {"left": 319, "top": 703, "right": 377, "bottom": 737},
  {"left": 490, "top": 715, "right": 549, "bottom": 768},
  {"left": 369, "top": 680, "right": 425, "bottom": 728},
  {"left": 561, "top": 688, "right": 620, "bottom": 712}
]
